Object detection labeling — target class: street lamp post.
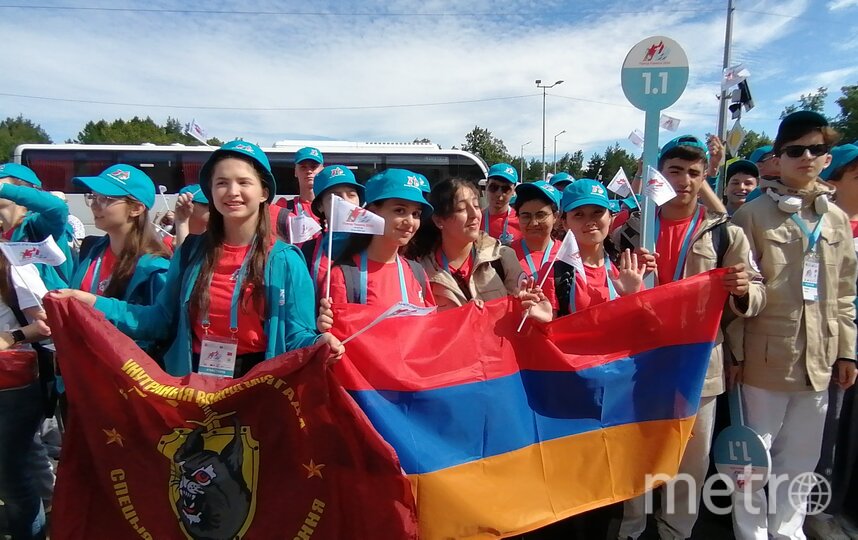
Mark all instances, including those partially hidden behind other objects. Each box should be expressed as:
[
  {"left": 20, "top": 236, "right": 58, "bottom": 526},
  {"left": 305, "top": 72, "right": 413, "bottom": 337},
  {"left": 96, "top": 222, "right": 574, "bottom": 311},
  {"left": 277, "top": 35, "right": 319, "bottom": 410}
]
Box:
[
  {"left": 520, "top": 141, "right": 531, "bottom": 183},
  {"left": 535, "top": 79, "right": 564, "bottom": 181},
  {"left": 553, "top": 129, "right": 566, "bottom": 175}
]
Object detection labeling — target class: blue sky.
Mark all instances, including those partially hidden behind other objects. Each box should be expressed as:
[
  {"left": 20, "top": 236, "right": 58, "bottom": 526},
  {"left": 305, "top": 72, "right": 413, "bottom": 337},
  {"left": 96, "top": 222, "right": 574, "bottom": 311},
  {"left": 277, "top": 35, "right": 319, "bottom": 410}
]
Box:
[{"left": 2, "top": 0, "right": 857, "bottom": 161}]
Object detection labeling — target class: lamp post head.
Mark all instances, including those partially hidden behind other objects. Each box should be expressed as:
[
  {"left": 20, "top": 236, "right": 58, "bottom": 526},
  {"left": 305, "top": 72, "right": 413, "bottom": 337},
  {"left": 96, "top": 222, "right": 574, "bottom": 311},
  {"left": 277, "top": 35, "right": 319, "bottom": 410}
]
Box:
[
  {"left": 535, "top": 79, "right": 541, "bottom": 85},
  {"left": 555, "top": 80, "right": 564, "bottom": 85}
]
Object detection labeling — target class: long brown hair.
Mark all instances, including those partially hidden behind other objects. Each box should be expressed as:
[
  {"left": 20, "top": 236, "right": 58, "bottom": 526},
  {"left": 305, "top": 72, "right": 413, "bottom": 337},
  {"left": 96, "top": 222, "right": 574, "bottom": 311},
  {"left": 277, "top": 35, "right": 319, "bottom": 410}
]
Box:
[
  {"left": 406, "top": 177, "right": 479, "bottom": 259},
  {"left": 103, "top": 208, "right": 171, "bottom": 299},
  {"left": 189, "top": 154, "right": 272, "bottom": 319},
  {"left": 0, "top": 252, "right": 15, "bottom": 309}
]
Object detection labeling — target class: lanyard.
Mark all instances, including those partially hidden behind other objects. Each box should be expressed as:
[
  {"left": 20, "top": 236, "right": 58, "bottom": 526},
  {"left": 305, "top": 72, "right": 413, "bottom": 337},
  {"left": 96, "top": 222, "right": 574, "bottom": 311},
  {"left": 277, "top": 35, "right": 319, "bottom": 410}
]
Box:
[
  {"left": 790, "top": 213, "right": 824, "bottom": 255},
  {"left": 359, "top": 251, "right": 409, "bottom": 305},
  {"left": 522, "top": 239, "right": 554, "bottom": 281},
  {"left": 312, "top": 235, "right": 326, "bottom": 285},
  {"left": 89, "top": 254, "right": 107, "bottom": 294},
  {"left": 292, "top": 198, "right": 307, "bottom": 217},
  {"left": 440, "top": 246, "right": 475, "bottom": 274},
  {"left": 655, "top": 205, "right": 704, "bottom": 283},
  {"left": 483, "top": 208, "right": 510, "bottom": 238},
  {"left": 201, "top": 238, "right": 256, "bottom": 335},
  {"left": 568, "top": 254, "right": 617, "bottom": 314}
]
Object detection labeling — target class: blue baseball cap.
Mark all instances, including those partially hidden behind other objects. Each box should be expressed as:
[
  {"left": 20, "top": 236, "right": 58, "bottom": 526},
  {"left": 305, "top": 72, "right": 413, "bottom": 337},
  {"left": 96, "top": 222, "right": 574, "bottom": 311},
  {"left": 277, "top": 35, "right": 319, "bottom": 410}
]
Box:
[
  {"left": 178, "top": 184, "right": 209, "bottom": 204},
  {"left": 487, "top": 163, "right": 519, "bottom": 184},
  {"left": 749, "top": 145, "right": 774, "bottom": 164},
  {"left": 73, "top": 164, "right": 156, "bottom": 209},
  {"left": 515, "top": 181, "right": 561, "bottom": 207},
  {"left": 365, "top": 169, "right": 433, "bottom": 215},
  {"left": 821, "top": 144, "right": 858, "bottom": 181},
  {"left": 726, "top": 159, "right": 759, "bottom": 181},
  {"left": 311, "top": 165, "right": 365, "bottom": 218},
  {"left": 561, "top": 179, "right": 612, "bottom": 213},
  {"left": 294, "top": 147, "right": 324, "bottom": 165},
  {"left": 415, "top": 173, "right": 431, "bottom": 193},
  {"left": 549, "top": 172, "right": 575, "bottom": 189},
  {"left": 199, "top": 140, "right": 277, "bottom": 203},
  {"left": 659, "top": 135, "right": 710, "bottom": 162},
  {"left": 0, "top": 163, "right": 42, "bottom": 187},
  {"left": 620, "top": 196, "right": 639, "bottom": 211}
]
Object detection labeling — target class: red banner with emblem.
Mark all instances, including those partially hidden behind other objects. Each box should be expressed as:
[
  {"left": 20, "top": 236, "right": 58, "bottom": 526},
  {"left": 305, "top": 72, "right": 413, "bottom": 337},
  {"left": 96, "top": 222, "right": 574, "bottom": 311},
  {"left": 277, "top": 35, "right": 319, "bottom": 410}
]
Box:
[{"left": 46, "top": 297, "right": 417, "bottom": 540}]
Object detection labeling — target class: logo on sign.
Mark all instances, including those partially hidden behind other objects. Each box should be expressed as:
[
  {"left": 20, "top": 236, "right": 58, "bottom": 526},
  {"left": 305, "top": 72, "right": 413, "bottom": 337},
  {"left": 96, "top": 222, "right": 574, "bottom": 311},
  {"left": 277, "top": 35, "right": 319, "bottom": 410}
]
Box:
[
  {"left": 642, "top": 40, "right": 670, "bottom": 63},
  {"left": 107, "top": 169, "right": 131, "bottom": 183},
  {"left": 330, "top": 167, "right": 345, "bottom": 177}
]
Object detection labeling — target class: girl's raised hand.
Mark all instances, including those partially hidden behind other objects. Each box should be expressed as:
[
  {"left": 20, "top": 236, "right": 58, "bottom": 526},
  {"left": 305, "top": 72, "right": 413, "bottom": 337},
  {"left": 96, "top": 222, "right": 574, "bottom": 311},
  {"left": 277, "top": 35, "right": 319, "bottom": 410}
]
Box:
[{"left": 613, "top": 249, "right": 645, "bottom": 296}]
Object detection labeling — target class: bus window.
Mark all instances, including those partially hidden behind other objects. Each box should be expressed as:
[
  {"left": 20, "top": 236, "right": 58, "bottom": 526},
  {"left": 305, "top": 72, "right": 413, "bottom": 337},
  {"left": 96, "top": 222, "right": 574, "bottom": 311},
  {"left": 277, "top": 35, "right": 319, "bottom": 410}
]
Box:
[
  {"left": 116, "top": 151, "right": 183, "bottom": 192},
  {"left": 22, "top": 149, "right": 115, "bottom": 191},
  {"left": 384, "top": 154, "right": 484, "bottom": 186}
]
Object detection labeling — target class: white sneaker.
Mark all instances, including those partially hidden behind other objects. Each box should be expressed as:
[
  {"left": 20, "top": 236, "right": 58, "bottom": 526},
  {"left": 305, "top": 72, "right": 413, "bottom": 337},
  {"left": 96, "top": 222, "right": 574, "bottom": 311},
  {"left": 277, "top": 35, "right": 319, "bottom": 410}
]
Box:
[{"left": 805, "top": 513, "right": 851, "bottom": 540}]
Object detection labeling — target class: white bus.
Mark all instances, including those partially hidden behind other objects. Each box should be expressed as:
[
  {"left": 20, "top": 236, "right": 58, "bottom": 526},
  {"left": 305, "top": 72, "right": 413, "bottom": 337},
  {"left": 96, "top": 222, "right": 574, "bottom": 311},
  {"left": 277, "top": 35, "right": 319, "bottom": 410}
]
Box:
[{"left": 13, "top": 141, "right": 488, "bottom": 234}]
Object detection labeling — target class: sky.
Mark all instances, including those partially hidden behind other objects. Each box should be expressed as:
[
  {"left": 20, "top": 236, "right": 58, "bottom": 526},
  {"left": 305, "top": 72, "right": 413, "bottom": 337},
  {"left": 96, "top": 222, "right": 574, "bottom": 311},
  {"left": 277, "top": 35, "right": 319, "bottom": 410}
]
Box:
[{"left": 2, "top": 0, "right": 858, "bottom": 162}]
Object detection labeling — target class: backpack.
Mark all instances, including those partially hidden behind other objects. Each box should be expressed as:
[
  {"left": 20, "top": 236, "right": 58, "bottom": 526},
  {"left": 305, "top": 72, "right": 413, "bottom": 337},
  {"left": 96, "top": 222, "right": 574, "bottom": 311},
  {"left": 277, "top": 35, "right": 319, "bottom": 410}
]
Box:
[{"left": 340, "top": 258, "right": 428, "bottom": 304}]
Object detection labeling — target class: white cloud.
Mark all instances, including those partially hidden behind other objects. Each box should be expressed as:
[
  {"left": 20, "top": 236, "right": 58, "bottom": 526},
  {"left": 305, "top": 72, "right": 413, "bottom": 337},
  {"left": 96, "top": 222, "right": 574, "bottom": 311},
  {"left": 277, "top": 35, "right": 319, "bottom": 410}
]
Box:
[
  {"left": 829, "top": 0, "right": 858, "bottom": 9},
  {"left": 0, "top": 0, "right": 815, "bottom": 157}
]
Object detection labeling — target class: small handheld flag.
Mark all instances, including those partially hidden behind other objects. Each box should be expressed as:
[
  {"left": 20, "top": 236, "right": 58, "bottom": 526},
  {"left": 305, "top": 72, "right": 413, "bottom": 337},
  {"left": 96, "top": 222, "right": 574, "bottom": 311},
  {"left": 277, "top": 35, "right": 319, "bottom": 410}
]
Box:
[
  {"left": 325, "top": 195, "right": 386, "bottom": 299},
  {"left": 608, "top": 168, "right": 632, "bottom": 198},
  {"left": 185, "top": 119, "right": 211, "bottom": 146},
  {"left": 628, "top": 130, "right": 645, "bottom": 148},
  {"left": 157, "top": 185, "right": 171, "bottom": 212},
  {"left": 722, "top": 64, "right": 750, "bottom": 90},
  {"left": 287, "top": 214, "right": 322, "bottom": 245},
  {"left": 342, "top": 302, "right": 436, "bottom": 345},
  {"left": 643, "top": 166, "right": 677, "bottom": 206},
  {"left": 659, "top": 113, "right": 681, "bottom": 132},
  {"left": 517, "top": 231, "right": 584, "bottom": 332},
  {"left": 0, "top": 236, "right": 67, "bottom": 267}
]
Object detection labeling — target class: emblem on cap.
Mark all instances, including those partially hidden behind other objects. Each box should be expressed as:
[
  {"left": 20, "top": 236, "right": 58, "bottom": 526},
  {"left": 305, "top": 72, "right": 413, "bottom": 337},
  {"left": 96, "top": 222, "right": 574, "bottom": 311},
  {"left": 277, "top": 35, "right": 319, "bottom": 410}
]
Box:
[
  {"left": 107, "top": 169, "right": 131, "bottom": 183},
  {"left": 406, "top": 176, "right": 422, "bottom": 189},
  {"left": 591, "top": 185, "right": 605, "bottom": 195},
  {"left": 330, "top": 167, "right": 345, "bottom": 177},
  {"left": 235, "top": 144, "right": 254, "bottom": 153},
  {"left": 310, "top": 149, "right": 319, "bottom": 156},
  {"left": 505, "top": 167, "right": 515, "bottom": 175}
]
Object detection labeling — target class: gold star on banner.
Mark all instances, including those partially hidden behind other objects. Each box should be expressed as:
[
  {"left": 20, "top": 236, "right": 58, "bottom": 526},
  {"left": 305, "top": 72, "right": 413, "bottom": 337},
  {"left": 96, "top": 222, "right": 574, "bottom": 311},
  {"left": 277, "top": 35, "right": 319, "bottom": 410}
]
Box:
[
  {"left": 303, "top": 460, "right": 325, "bottom": 479},
  {"left": 103, "top": 428, "right": 124, "bottom": 447}
]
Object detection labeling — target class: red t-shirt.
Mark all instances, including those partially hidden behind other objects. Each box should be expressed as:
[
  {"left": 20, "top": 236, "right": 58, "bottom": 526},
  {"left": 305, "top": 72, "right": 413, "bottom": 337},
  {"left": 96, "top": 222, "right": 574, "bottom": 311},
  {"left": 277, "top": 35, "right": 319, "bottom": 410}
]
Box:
[
  {"left": 434, "top": 248, "right": 473, "bottom": 281},
  {"left": 511, "top": 239, "right": 560, "bottom": 311},
  {"left": 655, "top": 213, "right": 700, "bottom": 285},
  {"left": 329, "top": 255, "right": 436, "bottom": 307},
  {"left": 851, "top": 220, "right": 858, "bottom": 238},
  {"left": 2, "top": 226, "right": 16, "bottom": 240},
  {"left": 572, "top": 263, "right": 620, "bottom": 312},
  {"left": 191, "top": 243, "right": 266, "bottom": 355},
  {"left": 484, "top": 208, "right": 521, "bottom": 244},
  {"left": 162, "top": 234, "right": 174, "bottom": 253},
  {"left": 81, "top": 247, "right": 117, "bottom": 294}
]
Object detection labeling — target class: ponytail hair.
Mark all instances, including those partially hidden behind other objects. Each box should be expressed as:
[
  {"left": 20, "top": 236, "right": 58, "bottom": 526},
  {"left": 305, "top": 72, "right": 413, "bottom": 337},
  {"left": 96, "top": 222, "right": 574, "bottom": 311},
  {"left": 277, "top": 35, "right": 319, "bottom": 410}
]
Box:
[{"left": 102, "top": 207, "right": 171, "bottom": 299}]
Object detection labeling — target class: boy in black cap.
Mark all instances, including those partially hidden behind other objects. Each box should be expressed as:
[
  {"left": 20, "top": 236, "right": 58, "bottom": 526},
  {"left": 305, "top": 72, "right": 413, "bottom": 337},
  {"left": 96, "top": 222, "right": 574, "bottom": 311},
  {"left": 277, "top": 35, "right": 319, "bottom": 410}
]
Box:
[{"left": 725, "top": 160, "right": 759, "bottom": 215}]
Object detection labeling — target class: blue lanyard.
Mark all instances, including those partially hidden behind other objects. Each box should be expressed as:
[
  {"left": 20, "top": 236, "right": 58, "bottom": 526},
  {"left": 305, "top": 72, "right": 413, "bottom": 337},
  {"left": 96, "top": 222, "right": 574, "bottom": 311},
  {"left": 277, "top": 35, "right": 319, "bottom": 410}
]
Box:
[
  {"left": 440, "top": 247, "right": 475, "bottom": 274},
  {"left": 522, "top": 239, "right": 554, "bottom": 281},
  {"left": 655, "top": 205, "right": 704, "bottom": 283},
  {"left": 790, "top": 213, "right": 824, "bottom": 255},
  {"left": 483, "top": 208, "right": 510, "bottom": 238},
  {"left": 568, "top": 254, "right": 617, "bottom": 314},
  {"left": 89, "top": 254, "right": 107, "bottom": 294},
  {"left": 312, "top": 235, "right": 326, "bottom": 285},
  {"left": 359, "top": 251, "right": 409, "bottom": 305},
  {"left": 201, "top": 238, "right": 256, "bottom": 335}
]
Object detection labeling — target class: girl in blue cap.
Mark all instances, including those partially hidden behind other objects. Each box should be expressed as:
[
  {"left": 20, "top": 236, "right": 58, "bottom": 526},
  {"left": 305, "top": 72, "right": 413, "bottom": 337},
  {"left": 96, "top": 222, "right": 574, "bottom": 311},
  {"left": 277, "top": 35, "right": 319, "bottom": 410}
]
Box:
[
  {"left": 70, "top": 165, "right": 171, "bottom": 354},
  {"left": 55, "top": 141, "right": 343, "bottom": 376},
  {"left": 173, "top": 183, "right": 210, "bottom": 248},
  {"left": 0, "top": 163, "right": 75, "bottom": 289},
  {"left": 322, "top": 169, "right": 435, "bottom": 308},
  {"left": 300, "top": 165, "right": 363, "bottom": 292}
]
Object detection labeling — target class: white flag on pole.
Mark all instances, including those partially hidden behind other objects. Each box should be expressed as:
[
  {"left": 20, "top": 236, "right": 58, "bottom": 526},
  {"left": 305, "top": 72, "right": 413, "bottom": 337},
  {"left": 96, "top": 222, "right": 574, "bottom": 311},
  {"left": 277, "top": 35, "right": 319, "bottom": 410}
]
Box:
[
  {"left": 555, "top": 231, "right": 586, "bottom": 284},
  {"left": 287, "top": 214, "right": 323, "bottom": 244},
  {"left": 628, "top": 129, "right": 645, "bottom": 148},
  {"left": 643, "top": 166, "right": 677, "bottom": 206},
  {"left": 342, "top": 302, "right": 436, "bottom": 344},
  {"left": 659, "top": 113, "right": 681, "bottom": 132},
  {"left": 607, "top": 168, "right": 632, "bottom": 197},
  {"left": 0, "top": 236, "right": 67, "bottom": 266},
  {"left": 186, "top": 119, "right": 210, "bottom": 145},
  {"left": 329, "top": 195, "right": 385, "bottom": 235},
  {"left": 722, "top": 64, "right": 750, "bottom": 90}
]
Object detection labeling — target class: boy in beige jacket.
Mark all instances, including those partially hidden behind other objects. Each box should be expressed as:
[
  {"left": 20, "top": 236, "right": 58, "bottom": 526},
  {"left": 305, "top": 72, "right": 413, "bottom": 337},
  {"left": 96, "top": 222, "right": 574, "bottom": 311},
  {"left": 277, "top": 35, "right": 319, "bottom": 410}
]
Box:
[{"left": 731, "top": 111, "right": 858, "bottom": 540}]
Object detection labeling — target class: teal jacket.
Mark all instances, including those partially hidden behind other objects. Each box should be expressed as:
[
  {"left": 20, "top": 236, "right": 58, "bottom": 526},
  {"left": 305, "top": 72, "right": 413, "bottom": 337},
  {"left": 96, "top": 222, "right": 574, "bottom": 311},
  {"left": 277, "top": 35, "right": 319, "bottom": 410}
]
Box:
[
  {"left": 0, "top": 183, "right": 76, "bottom": 289},
  {"left": 94, "top": 235, "right": 320, "bottom": 376},
  {"left": 72, "top": 236, "right": 169, "bottom": 305}
]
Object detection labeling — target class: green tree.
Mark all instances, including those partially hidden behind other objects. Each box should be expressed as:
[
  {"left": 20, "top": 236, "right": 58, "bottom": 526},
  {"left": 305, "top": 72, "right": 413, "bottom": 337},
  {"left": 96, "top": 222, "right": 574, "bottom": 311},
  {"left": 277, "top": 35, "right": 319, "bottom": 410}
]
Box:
[
  {"left": 206, "top": 137, "right": 224, "bottom": 146},
  {"left": 461, "top": 126, "right": 511, "bottom": 166},
  {"left": 74, "top": 116, "right": 211, "bottom": 145},
  {"left": 0, "top": 115, "right": 52, "bottom": 161},
  {"left": 412, "top": 137, "right": 432, "bottom": 144},
  {"left": 734, "top": 130, "right": 773, "bottom": 159},
  {"left": 552, "top": 150, "right": 585, "bottom": 178},
  {"left": 583, "top": 152, "right": 606, "bottom": 181},
  {"left": 601, "top": 143, "right": 638, "bottom": 183},
  {"left": 780, "top": 87, "right": 828, "bottom": 119},
  {"left": 834, "top": 83, "right": 858, "bottom": 143}
]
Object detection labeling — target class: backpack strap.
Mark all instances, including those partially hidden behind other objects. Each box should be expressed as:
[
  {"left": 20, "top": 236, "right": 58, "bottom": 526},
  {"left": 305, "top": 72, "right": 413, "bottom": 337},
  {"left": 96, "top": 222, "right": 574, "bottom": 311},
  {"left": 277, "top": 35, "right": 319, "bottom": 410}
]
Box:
[
  {"left": 553, "top": 260, "right": 576, "bottom": 317},
  {"left": 276, "top": 207, "right": 291, "bottom": 242},
  {"left": 712, "top": 221, "right": 729, "bottom": 269},
  {"left": 339, "top": 262, "right": 361, "bottom": 304},
  {"left": 489, "top": 258, "right": 506, "bottom": 284},
  {"left": 405, "top": 259, "right": 427, "bottom": 302}
]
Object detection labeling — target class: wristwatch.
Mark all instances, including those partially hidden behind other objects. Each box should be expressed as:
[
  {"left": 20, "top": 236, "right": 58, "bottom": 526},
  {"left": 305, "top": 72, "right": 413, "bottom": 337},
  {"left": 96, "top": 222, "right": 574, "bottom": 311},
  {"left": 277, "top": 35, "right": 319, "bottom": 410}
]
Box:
[{"left": 10, "top": 329, "right": 25, "bottom": 344}]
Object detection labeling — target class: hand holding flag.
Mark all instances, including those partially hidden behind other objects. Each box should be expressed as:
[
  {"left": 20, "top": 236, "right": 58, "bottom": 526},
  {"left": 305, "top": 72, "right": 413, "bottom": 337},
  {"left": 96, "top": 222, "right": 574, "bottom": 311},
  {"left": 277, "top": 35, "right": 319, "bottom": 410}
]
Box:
[
  {"left": 517, "top": 231, "right": 583, "bottom": 332},
  {"left": 325, "top": 195, "right": 386, "bottom": 299},
  {"left": 643, "top": 166, "right": 677, "bottom": 206}
]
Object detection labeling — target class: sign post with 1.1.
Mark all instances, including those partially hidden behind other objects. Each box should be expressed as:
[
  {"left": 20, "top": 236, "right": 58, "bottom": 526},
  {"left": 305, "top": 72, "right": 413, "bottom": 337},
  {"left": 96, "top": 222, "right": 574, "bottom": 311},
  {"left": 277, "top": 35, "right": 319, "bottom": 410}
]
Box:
[{"left": 621, "top": 36, "right": 689, "bottom": 288}]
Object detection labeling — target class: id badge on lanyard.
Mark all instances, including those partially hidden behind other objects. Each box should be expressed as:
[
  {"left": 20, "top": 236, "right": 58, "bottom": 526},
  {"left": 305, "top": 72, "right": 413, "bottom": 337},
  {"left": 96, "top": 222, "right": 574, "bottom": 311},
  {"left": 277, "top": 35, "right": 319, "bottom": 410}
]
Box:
[
  {"left": 790, "top": 214, "right": 823, "bottom": 303},
  {"left": 198, "top": 239, "right": 255, "bottom": 378}
]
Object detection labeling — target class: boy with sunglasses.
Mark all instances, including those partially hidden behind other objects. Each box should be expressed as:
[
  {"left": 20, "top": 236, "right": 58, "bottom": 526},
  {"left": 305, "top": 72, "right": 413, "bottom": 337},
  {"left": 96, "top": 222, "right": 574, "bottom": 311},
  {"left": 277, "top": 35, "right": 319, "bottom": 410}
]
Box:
[
  {"left": 483, "top": 163, "right": 522, "bottom": 245},
  {"left": 731, "top": 111, "right": 857, "bottom": 540}
]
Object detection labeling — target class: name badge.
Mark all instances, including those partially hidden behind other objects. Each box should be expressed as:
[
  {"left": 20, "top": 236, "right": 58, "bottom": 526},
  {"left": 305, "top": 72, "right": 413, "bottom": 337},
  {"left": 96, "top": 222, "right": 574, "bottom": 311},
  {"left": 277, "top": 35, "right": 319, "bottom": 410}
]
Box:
[
  {"left": 499, "top": 232, "right": 514, "bottom": 245},
  {"left": 802, "top": 255, "right": 820, "bottom": 303},
  {"left": 199, "top": 336, "right": 238, "bottom": 378}
]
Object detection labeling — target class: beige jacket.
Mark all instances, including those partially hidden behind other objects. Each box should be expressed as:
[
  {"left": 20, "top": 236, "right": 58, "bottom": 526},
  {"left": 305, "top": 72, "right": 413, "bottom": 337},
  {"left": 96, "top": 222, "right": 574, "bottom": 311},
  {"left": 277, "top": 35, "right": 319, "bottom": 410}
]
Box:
[
  {"left": 732, "top": 179, "right": 858, "bottom": 392},
  {"left": 419, "top": 232, "right": 523, "bottom": 310},
  {"left": 613, "top": 209, "right": 766, "bottom": 397}
]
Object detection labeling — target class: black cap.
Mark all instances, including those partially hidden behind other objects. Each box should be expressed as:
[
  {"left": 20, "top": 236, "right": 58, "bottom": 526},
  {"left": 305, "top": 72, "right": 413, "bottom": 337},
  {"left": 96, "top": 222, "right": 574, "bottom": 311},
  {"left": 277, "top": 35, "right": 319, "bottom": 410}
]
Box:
[{"left": 726, "top": 159, "right": 759, "bottom": 180}]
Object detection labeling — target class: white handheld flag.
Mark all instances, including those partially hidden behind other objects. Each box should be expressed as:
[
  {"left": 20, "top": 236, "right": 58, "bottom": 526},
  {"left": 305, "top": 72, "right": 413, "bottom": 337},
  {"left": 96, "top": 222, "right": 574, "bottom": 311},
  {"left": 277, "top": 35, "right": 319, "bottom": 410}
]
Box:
[
  {"left": 607, "top": 168, "right": 632, "bottom": 197},
  {"left": 0, "top": 236, "right": 67, "bottom": 267},
  {"left": 555, "top": 231, "right": 586, "bottom": 284},
  {"left": 628, "top": 129, "right": 645, "bottom": 148},
  {"left": 342, "top": 302, "right": 436, "bottom": 345},
  {"left": 157, "top": 184, "right": 171, "bottom": 212},
  {"left": 287, "top": 214, "right": 323, "bottom": 245},
  {"left": 643, "top": 166, "right": 677, "bottom": 206},
  {"left": 722, "top": 64, "right": 750, "bottom": 90},
  {"left": 329, "top": 195, "right": 385, "bottom": 235},
  {"left": 659, "top": 113, "right": 681, "bottom": 132},
  {"left": 186, "top": 119, "right": 210, "bottom": 145}
]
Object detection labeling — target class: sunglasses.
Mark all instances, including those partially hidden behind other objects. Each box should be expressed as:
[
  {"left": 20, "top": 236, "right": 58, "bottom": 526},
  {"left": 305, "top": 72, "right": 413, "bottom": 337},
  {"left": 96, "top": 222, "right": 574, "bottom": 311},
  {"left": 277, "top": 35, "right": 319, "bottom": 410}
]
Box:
[
  {"left": 780, "top": 144, "right": 830, "bottom": 159},
  {"left": 486, "top": 183, "right": 513, "bottom": 194}
]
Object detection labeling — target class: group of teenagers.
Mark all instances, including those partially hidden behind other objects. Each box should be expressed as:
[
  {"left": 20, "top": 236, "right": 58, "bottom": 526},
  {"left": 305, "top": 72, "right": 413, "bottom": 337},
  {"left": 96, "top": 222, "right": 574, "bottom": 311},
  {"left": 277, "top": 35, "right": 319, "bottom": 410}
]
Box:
[{"left": 1, "top": 109, "right": 857, "bottom": 540}]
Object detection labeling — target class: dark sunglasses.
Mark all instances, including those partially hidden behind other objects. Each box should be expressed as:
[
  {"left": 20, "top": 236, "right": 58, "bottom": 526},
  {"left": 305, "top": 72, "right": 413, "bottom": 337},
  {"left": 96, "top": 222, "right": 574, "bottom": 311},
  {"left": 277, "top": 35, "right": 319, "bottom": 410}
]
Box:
[
  {"left": 486, "top": 183, "right": 513, "bottom": 194},
  {"left": 780, "top": 144, "right": 830, "bottom": 158}
]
